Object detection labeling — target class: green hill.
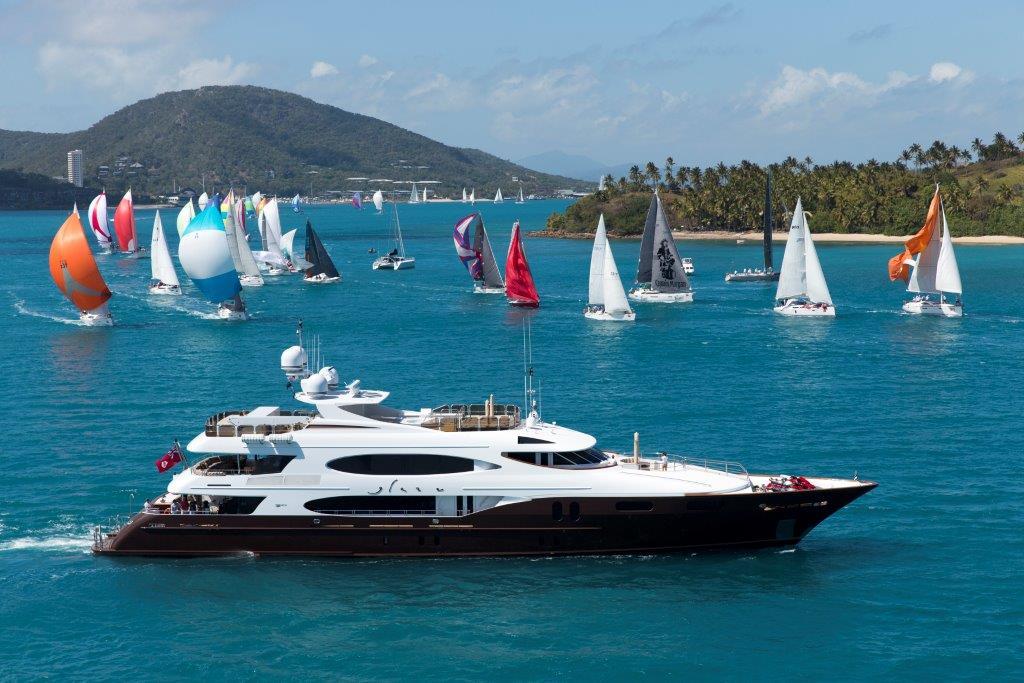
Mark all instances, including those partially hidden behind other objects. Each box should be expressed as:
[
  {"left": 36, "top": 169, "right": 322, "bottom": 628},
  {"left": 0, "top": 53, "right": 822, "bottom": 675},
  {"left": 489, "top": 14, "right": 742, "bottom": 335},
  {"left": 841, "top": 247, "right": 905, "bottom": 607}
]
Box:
[
  {"left": 0, "top": 169, "right": 108, "bottom": 210},
  {"left": 0, "top": 86, "right": 584, "bottom": 198}
]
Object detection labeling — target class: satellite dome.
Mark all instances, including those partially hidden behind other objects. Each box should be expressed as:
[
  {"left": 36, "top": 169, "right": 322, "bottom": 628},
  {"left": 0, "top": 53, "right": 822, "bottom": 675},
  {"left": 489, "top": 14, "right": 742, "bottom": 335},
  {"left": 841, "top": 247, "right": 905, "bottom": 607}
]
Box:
[
  {"left": 280, "top": 345, "right": 307, "bottom": 373},
  {"left": 319, "top": 366, "right": 339, "bottom": 389},
  {"left": 300, "top": 373, "right": 329, "bottom": 396}
]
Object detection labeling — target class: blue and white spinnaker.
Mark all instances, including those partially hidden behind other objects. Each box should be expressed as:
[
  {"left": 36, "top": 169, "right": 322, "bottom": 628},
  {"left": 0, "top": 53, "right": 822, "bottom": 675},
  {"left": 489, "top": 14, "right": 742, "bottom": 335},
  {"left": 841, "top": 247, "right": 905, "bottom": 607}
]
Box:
[{"left": 179, "top": 203, "right": 247, "bottom": 319}]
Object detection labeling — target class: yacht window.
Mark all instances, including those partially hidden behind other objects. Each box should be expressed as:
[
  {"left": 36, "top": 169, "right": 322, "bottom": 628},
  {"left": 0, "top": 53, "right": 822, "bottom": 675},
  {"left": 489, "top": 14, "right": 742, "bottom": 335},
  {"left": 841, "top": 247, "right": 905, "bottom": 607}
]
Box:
[
  {"left": 569, "top": 502, "right": 581, "bottom": 521},
  {"left": 518, "top": 436, "right": 553, "bottom": 444},
  {"left": 304, "top": 496, "right": 436, "bottom": 515},
  {"left": 552, "top": 501, "right": 563, "bottom": 521},
  {"left": 326, "top": 454, "right": 476, "bottom": 475},
  {"left": 502, "top": 448, "right": 614, "bottom": 469}
]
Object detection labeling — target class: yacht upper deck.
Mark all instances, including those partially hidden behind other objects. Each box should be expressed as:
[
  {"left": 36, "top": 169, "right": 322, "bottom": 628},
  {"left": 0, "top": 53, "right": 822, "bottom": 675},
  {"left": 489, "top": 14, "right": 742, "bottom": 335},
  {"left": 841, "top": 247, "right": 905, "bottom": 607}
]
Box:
[
  {"left": 419, "top": 403, "right": 521, "bottom": 432},
  {"left": 204, "top": 407, "right": 316, "bottom": 437}
]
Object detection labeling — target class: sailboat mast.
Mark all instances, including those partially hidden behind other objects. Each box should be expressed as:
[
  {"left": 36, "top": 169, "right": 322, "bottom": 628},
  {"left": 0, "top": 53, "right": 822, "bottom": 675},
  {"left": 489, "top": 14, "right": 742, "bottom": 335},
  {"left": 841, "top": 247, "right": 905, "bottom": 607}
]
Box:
[
  {"left": 763, "top": 170, "right": 773, "bottom": 271},
  {"left": 393, "top": 199, "right": 406, "bottom": 257}
]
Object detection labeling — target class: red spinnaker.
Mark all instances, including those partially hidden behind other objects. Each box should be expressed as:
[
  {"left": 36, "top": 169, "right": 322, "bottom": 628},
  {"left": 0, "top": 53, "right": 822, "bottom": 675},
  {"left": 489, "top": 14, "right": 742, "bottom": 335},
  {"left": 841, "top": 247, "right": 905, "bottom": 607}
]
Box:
[
  {"left": 113, "top": 189, "right": 136, "bottom": 253},
  {"left": 505, "top": 221, "right": 539, "bottom": 307}
]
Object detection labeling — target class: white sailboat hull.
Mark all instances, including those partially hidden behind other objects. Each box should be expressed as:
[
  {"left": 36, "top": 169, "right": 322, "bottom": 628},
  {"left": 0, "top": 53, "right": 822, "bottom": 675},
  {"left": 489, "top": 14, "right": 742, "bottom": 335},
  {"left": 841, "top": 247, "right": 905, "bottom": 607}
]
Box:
[
  {"left": 373, "top": 256, "right": 416, "bottom": 270},
  {"left": 725, "top": 269, "right": 779, "bottom": 282},
  {"left": 584, "top": 306, "right": 635, "bottom": 322},
  {"left": 240, "top": 274, "right": 265, "bottom": 287},
  {"left": 774, "top": 299, "right": 835, "bottom": 317},
  {"left": 80, "top": 304, "right": 114, "bottom": 326},
  {"left": 902, "top": 298, "right": 963, "bottom": 317},
  {"left": 628, "top": 288, "right": 694, "bottom": 303},
  {"left": 303, "top": 273, "right": 341, "bottom": 284},
  {"left": 473, "top": 284, "right": 506, "bottom": 294},
  {"left": 148, "top": 283, "right": 181, "bottom": 295},
  {"left": 216, "top": 305, "right": 249, "bottom": 321}
]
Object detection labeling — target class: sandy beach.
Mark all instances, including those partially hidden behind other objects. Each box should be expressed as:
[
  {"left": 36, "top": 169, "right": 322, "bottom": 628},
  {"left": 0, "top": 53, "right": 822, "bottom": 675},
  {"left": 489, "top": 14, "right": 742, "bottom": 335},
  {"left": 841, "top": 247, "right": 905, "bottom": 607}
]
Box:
[{"left": 529, "top": 229, "right": 1024, "bottom": 245}]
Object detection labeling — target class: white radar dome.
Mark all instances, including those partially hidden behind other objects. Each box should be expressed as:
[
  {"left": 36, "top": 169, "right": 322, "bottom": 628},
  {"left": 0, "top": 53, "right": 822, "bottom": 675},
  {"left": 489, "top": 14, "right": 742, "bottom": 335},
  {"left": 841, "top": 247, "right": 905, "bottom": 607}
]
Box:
[
  {"left": 318, "top": 366, "right": 339, "bottom": 389},
  {"left": 281, "top": 345, "right": 308, "bottom": 374},
  {"left": 300, "top": 373, "right": 329, "bottom": 396}
]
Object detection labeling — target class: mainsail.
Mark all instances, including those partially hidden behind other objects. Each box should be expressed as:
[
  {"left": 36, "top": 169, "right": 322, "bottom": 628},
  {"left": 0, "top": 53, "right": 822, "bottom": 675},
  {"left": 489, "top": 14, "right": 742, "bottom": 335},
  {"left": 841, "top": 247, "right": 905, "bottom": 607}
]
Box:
[
  {"left": 49, "top": 209, "right": 113, "bottom": 313},
  {"left": 634, "top": 192, "right": 659, "bottom": 284},
  {"left": 233, "top": 197, "right": 248, "bottom": 241},
  {"left": 233, "top": 205, "right": 263, "bottom": 285},
  {"left": 517, "top": 186, "right": 525, "bottom": 204},
  {"left": 372, "top": 190, "right": 384, "bottom": 213},
  {"left": 505, "top": 220, "right": 539, "bottom": 307},
  {"left": 304, "top": 221, "right": 341, "bottom": 280},
  {"left": 588, "top": 214, "right": 607, "bottom": 306},
  {"left": 422, "top": 187, "right": 428, "bottom": 202},
  {"left": 763, "top": 170, "right": 774, "bottom": 271},
  {"left": 86, "top": 192, "right": 112, "bottom": 250},
  {"left": 462, "top": 188, "right": 467, "bottom": 203},
  {"left": 934, "top": 208, "right": 962, "bottom": 295},
  {"left": 648, "top": 194, "right": 690, "bottom": 293},
  {"left": 222, "top": 202, "right": 246, "bottom": 274},
  {"left": 113, "top": 189, "right": 137, "bottom": 253},
  {"left": 470, "top": 189, "right": 476, "bottom": 204},
  {"left": 453, "top": 213, "right": 503, "bottom": 288},
  {"left": 178, "top": 203, "right": 243, "bottom": 305},
  {"left": 410, "top": 184, "right": 420, "bottom": 203},
  {"left": 601, "top": 231, "right": 631, "bottom": 315},
  {"left": 176, "top": 198, "right": 196, "bottom": 237},
  {"left": 494, "top": 188, "right": 503, "bottom": 203},
  {"left": 149, "top": 211, "right": 180, "bottom": 288}
]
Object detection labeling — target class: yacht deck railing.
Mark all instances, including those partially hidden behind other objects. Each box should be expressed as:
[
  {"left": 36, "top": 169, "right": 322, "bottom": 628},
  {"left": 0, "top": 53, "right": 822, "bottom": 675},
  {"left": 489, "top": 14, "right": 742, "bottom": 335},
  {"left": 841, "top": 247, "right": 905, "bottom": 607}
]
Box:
[
  {"left": 620, "top": 453, "right": 750, "bottom": 479},
  {"left": 421, "top": 403, "right": 521, "bottom": 432},
  {"left": 204, "top": 409, "right": 316, "bottom": 437}
]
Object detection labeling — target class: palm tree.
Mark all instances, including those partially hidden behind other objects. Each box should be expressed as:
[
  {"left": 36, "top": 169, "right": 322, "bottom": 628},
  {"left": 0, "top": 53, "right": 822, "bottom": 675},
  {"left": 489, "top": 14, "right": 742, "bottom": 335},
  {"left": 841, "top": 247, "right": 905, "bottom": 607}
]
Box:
[{"left": 644, "top": 161, "right": 661, "bottom": 188}]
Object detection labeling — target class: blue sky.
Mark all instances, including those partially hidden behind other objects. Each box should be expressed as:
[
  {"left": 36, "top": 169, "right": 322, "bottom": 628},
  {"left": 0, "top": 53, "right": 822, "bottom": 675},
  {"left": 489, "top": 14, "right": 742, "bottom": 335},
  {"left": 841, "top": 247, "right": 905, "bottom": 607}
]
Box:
[{"left": 1, "top": 0, "right": 1022, "bottom": 168}]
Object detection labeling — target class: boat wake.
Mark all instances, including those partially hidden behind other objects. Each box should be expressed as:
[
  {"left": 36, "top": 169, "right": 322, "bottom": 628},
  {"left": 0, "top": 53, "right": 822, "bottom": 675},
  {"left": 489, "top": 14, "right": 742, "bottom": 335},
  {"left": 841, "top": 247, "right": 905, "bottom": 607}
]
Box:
[
  {"left": 0, "top": 534, "right": 92, "bottom": 554},
  {"left": 12, "top": 299, "right": 87, "bottom": 326},
  {"left": 115, "top": 290, "right": 221, "bottom": 320}
]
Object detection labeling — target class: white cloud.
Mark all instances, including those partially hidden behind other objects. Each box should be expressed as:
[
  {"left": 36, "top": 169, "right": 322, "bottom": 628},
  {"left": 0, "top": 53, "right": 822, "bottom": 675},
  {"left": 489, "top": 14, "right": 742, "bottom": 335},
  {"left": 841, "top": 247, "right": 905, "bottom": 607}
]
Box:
[
  {"left": 310, "top": 61, "right": 338, "bottom": 78},
  {"left": 169, "top": 57, "right": 257, "bottom": 90},
  {"left": 929, "top": 61, "right": 973, "bottom": 84},
  {"left": 760, "top": 65, "right": 912, "bottom": 116},
  {"left": 357, "top": 54, "right": 378, "bottom": 68}
]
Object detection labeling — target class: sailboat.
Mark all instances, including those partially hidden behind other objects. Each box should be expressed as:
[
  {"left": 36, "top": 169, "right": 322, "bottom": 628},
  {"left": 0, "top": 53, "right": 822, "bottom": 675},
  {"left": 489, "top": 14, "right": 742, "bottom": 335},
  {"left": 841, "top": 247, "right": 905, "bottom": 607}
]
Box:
[
  {"left": 505, "top": 220, "right": 539, "bottom": 307},
  {"left": 372, "top": 190, "right": 384, "bottom": 213},
  {"left": 422, "top": 187, "right": 428, "bottom": 203},
  {"left": 373, "top": 197, "right": 415, "bottom": 270},
  {"left": 470, "top": 189, "right": 476, "bottom": 205},
  {"left": 303, "top": 221, "right": 341, "bottom": 283},
  {"left": 232, "top": 201, "right": 264, "bottom": 287},
  {"left": 233, "top": 197, "right": 249, "bottom": 242},
  {"left": 114, "top": 189, "right": 145, "bottom": 257},
  {"left": 516, "top": 186, "right": 525, "bottom": 204},
  {"left": 462, "top": 188, "right": 468, "bottom": 203},
  {"left": 49, "top": 206, "right": 114, "bottom": 325},
  {"left": 726, "top": 171, "right": 780, "bottom": 282},
  {"left": 281, "top": 229, "right": 313, "bottom": 272},
  {"left": 179, "top": 203, "right": 247, "bottom": 320},
  {"left": 253, "top": 198, "right": 289, "bottom": 275},
  {"left": 86, "top": 191, "right": 114, "bottom": 253},
  {"left": 890, "top": 186, "right": 963, "bottom": 317},
  {"left": 493, "top": 188, "right": 504, "bottom": 203},
  {"left": 197, "top": 192, "right": 209, "bottom": 211},
  {"left": 409, "top": 183, "right": 420, "bottom": 204},
  {"left": 629, "top": 192, "right": 693, "bottom": 302},
  {"left": 585, "top": 214, "right": 635, "bottom": 321},
  {"left": 292, "top": 193, "right": 301, "bottom": 213},
  {"left": 453, "top": 212, "right": 505, "bottom": 294},
  {"left": 148, "top": 211, "right": 181, "bottom": 295},
  {"left": 176, "top": 198, "right": 196, "bottom": 237},
  {"left": 352, "top": 191, "right": 363, "bottom": 210},
  {"left": 773, "top": 198, "right": 835, "bottom": 316}
]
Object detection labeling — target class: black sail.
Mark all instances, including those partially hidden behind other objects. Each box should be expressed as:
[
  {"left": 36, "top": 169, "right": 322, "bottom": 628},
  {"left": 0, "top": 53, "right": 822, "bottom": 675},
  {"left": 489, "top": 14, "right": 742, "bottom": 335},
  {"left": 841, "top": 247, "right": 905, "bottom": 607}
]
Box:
[
  {"left": 763, "top": 170, "right": 773, "bottom": 271},
  {"left": 304, "top": 221, "right": 340, "bottom": 279}
]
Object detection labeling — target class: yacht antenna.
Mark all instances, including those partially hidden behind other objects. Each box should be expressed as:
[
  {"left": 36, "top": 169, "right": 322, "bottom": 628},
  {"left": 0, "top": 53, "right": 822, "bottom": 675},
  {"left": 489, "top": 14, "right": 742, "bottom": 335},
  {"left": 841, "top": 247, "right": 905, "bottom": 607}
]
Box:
[{"left": 522, "top": 321, "right": 537, "bottom": 416}]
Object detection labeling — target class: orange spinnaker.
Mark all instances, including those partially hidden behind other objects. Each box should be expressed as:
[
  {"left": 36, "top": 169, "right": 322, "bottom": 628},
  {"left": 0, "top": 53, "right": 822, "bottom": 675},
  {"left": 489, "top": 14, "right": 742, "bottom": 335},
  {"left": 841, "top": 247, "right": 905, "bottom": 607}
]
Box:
[
  {"left": 888, "top": 188, "right": 941, "bottom": 281},
  {"left": 49, "top": 211, "right": 113, "bottom": 312}
]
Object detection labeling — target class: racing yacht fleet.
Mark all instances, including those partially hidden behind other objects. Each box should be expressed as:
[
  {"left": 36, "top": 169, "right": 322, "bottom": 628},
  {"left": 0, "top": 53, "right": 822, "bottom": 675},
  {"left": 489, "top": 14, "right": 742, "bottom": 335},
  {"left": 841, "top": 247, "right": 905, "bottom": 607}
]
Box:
[{"left": 92, "top": 326, "right": 875, "bottom": 557}]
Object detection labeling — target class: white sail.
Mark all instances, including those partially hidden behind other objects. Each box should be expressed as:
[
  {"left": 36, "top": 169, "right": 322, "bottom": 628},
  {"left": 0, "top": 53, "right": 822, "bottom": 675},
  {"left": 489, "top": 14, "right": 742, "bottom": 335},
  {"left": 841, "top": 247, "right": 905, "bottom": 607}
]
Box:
[
  {"left": 802, "top": 215, "right": 833, "bottom": 305},
  {"left": 601, "top": 234, "right": 631, "bottom": 315},
  {"left": 470, "top": 189, "right": 475, "bottom": 204},
  {"left": 176, "top": 199, "right": 196, "bottom": 237},
  {"left": 907, "top": 200, "right": 944, "bottom": 294},
  {"left": 517, "top": 186, "right": 524, "bottom": 203},
  {"left": 86, "top": 193, "right": 112, "bottom": 249},
  {"left": 494, "top": 188, "right": 503, "bottom": 203},
  {"left": 197, "top": 192, "right": 209, "bottom": 210},
  {"left": 150, "top": 211, "right": 179, "bottom": 287},
  {"left": 234, "top": 214, "right": 263, "bottom": 283},
  {"left": 262, "top": 199, "right": 285, "bottom": 260},
  {"left": 588, "top": 214, "right": 607, "bottom": 305},
  {"left": 775, "top": 198, "right": 808, "bottom": 301},
  {"left": 281, "top": 229, "right": 312, "bottom": 268},
  {"left": 372, "top": 190, "right": 384, "bottom": 213},
  {"left": 598, "top": 175, "right": 607, "bottom": 191},
  {"left": 462, "top": 188, "right": 467, "bottom": 203},
  {"left": 422, "top": 187, "right": 428, "bottom": 202},
  {"left": 934, "top": 207, "right": 962, "bottom": 295},
  {"left": 223, "top": 207, "right": 245, "bottom": 274},
  {"left": 410, "top": 183, "right": 419, "bottom": 203}
]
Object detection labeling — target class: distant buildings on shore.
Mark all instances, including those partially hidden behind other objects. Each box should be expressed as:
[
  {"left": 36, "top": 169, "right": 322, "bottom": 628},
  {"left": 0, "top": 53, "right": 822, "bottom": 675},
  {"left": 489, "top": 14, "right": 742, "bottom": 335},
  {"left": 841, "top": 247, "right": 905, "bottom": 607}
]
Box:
[{"left": 67, "top": 150, "right": 82, "bottom": 187}]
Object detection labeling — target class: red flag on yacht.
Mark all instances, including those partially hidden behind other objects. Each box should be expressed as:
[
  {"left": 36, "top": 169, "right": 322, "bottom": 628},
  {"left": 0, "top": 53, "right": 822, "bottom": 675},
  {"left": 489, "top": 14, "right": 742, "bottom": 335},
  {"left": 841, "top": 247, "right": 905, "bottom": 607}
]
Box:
[{"left": 155, "top": 443, "right": 183, "bottom": 473}]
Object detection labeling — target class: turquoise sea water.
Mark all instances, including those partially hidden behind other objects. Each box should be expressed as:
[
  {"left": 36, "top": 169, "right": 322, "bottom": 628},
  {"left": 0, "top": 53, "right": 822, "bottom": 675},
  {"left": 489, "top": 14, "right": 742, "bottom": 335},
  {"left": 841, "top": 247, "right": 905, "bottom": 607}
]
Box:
[{"left": 0, "top": 200, "right": 1021, "bottom": 680}]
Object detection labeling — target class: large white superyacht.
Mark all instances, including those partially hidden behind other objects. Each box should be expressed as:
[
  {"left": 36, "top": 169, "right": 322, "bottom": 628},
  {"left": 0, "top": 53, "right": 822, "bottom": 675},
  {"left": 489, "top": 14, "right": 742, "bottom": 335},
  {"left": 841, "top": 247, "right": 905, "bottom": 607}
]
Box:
[{"left": 93, "top": 327, "right": 874, "bottom": 557}]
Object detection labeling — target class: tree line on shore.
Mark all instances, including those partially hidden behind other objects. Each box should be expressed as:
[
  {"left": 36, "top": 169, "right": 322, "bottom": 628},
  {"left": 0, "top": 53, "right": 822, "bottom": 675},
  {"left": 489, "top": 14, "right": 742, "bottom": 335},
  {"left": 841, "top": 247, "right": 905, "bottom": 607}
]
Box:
[{"left": 546, "top": 131, "right": 1024, "bottom": 237}]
